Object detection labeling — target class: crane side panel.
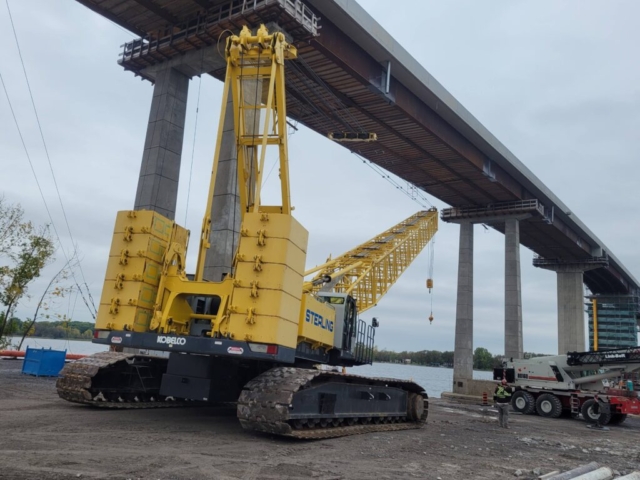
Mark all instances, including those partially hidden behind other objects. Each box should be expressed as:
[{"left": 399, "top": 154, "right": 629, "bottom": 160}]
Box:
[
  {"left": 227, "top": 213, "right": 308, "bottom": 348},
  {"left": 97, "top": 210, "right": 176, "bottom": 332},
  {"left": 113, "top": 210, "right": 173, "bottom": 242},
  {"left": 234, "top": 263, "right": 303, "bottom": 300},
  {"left": 297, "top": 294, "right": 335, "bottom": 349},
  {"left": 105, "top": 257, "right": 162, "bottom": 286}
]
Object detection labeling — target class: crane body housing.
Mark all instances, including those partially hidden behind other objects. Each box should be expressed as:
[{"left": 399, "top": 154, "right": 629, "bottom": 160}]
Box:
[{"left": 57, "top": 25, "right": 437, "bottom": 438}]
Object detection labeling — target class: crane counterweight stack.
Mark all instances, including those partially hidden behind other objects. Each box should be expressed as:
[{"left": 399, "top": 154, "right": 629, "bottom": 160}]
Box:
[{"left": 57, "top": 25, "right": 437, "bottom": 439}]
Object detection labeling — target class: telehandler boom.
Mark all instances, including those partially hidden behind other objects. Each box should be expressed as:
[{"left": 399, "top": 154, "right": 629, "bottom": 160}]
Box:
[{"left": 57, "top": 25, "right": 437, "bottom": 439}]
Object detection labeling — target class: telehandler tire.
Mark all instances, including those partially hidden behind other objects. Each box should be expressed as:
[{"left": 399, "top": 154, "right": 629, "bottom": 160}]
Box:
[
  {"left": 511, "top": 390, "right": 535, "bottom": 415},
  {"left": 536, "top": 393, "right": 562, "bottom": 418},
  {"left": 581, "top": 399, "right": 611, "bottom": 425}
]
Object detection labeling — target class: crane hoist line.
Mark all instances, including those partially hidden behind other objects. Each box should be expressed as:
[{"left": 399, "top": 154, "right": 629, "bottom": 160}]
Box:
[{"left": 56, "top": 25, "right": 437, "bottom": 439}]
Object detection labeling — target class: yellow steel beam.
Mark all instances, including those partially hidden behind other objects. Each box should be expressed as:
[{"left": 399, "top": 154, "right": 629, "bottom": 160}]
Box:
[
  {"left": 593, "top": 298, "right": 599, "bottom": 351},
  {"left": 304, "top": 208, "right": 438, "bottom": 313},
  {"left": 195, "top": 25, "right": 296, "bottom": 280}
]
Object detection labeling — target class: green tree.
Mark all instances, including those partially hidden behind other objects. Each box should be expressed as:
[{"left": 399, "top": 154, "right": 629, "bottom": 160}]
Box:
[
  {"left": 0, "top": 198, "right": 56, "bottom": 343},
  {"left": 473, "top": 347, "right": 494, "bottom": 371},
  {"left": 16, "top": 258, "right": 76, "bottom": 350}
]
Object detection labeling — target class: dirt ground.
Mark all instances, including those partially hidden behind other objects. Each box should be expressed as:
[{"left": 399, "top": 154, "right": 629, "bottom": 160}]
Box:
[{"left": 1, "top": 359, "right": 639, "bottom": 480}]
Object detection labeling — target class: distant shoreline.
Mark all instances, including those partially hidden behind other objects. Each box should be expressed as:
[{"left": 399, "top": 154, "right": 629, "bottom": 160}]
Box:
[{"left": 7, "top": 336, "right": 93, "bottom": 343}]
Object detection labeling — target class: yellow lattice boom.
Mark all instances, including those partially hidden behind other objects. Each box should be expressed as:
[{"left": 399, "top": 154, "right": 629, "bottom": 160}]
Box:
[{"left": 304, "top": 208, "right": 438, "bottom": 313}]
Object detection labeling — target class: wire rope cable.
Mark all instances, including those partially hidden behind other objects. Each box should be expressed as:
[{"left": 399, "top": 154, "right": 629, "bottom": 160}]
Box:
[
  {"left": 5, "top": 0, "right": 97, "bottom": 317},
  {"left": 184, "top": 47, "right": 205, "bottom": 225}
]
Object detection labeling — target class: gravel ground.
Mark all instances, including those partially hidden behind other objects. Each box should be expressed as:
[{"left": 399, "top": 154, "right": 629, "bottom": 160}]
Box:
[{"left": 0, "top": 359, "right": 638, "bottom": 480}]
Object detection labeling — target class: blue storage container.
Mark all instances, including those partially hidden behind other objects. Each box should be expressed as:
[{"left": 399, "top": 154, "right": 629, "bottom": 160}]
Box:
[{"left": 21, "top": 347, "right": 67, "bottom": 377}]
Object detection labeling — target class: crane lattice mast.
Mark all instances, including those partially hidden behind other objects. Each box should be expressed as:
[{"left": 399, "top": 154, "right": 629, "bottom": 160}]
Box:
[{"left": 304, "top": 209, "right": 438, "bottom": 313}]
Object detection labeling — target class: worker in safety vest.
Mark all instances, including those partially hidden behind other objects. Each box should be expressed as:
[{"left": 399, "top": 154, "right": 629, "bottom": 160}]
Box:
[{"left": 493, "top": 378, "right": 513, "bottom": 428}]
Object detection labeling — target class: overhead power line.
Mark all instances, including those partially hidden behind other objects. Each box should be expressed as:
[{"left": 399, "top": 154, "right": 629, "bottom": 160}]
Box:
[{"left": 4, "top": 0, "right": 97, "bottom": 318}]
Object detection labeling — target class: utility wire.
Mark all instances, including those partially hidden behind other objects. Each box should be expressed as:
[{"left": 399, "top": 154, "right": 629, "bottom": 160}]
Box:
[
  {"left": 353, "top": 152, "right": 434, "bottom": 209},
  {"left": 184, "top": 49, "right": 205, "bottom": 226},
  {"left": 4, "top": 0, "right": 97, "bottom": 317},
  {"left": 0, "top": 71, "right": 95, "bottom": 319}
]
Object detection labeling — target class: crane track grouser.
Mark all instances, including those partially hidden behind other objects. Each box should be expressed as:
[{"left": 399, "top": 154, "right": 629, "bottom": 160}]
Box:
[{"left": 56, "top": 25, "right": 437, "bottom": 439}]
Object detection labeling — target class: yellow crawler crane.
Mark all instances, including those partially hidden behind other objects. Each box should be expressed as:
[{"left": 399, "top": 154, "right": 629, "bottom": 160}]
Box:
[{"left": 56, "top": 26, "right": 438, "bottom": 439}]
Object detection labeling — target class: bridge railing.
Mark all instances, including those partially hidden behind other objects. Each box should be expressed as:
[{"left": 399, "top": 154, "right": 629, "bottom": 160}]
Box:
[
  {"left": 118, "top": 0, "right": 318, "bottom": 75},
  {"left": 440, "top": 199, "right": 545, "bottom": 222}
]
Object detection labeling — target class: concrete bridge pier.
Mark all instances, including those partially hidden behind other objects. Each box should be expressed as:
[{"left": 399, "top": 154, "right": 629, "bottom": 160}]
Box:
[
  {"left": 133, "top": 44, "right": 228, "bottom": 221},
  {"left": 534, "top": 258, "right": 608, "bottom": 354},
  {"left": 453, "top": 221, "right": 474, "bottom": 392},
  {"left": 450, "top": 218, "right": 524, "bottom": 394},
  {"left": 134, "top": 67, "right": 190, "bottom": 220},
  {"left": 132, "top": 43, "right": 248, "bottom": 281},
  {"left": 504, "top": 218, "right": 523, "bottom": 360},
  {"left": 442, "top": 201, "right": 544, "bottom": 394}
]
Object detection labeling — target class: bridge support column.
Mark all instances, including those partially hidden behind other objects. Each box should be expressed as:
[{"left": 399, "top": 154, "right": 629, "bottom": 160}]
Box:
[
  {"left": 556, "top": 269, "right": 586, "bottom": 354},
  {"left": 453, "top": 221, "right": 474, "bottom": 393},
  {"left": 134, "top": 68, "right": 189, "bottom": 219},
  {"left": 533, "top": 257, "right": 608, "bottom": 354},
  {"left": 504, "top": 218, "right": 523, "bottom": 360}
]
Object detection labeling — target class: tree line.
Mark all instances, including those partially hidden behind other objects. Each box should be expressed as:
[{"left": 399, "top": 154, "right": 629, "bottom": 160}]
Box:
[
  {"left": 2, "top": 317, "right": 94, "bottom": 340},
  {"left": 373, "top": 346, "right": 550, "bottom": 371}
]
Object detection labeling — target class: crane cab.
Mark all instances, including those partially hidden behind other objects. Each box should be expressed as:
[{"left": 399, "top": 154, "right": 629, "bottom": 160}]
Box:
[
  {"left": 317, "top": 293, "right": 358, "bottom": 352},
  {"left": 317, "top": 293, "right": 375, "bottom": 366}
]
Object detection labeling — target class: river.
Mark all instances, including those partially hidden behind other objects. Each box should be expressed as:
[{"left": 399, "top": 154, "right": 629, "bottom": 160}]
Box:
[{"left": 7, "top": 337, "right": 493, "bottom": 397}]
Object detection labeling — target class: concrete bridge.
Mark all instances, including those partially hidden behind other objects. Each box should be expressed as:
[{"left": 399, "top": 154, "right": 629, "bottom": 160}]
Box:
[{"left": 76, "top": 0, "right": 639, "bottom": 394}]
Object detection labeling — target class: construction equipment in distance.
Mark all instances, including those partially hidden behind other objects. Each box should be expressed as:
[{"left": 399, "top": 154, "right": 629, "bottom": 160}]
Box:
[
  {"left": 494, "top": 347, "right": 640, "bottom": 425},
  {"left": 56, "top": 25, "right": 438, "bottom": 439}
]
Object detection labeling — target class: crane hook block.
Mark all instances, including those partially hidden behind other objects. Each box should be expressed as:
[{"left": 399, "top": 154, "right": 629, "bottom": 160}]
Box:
[
  {"left": 426, "top": 278, "right": 433, "bottom": 292},
  {"left": 429, "top": 314, "right": 434, "bottom": 324}
]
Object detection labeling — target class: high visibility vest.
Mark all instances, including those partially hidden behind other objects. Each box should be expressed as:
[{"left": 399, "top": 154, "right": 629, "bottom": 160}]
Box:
[{"left": 496, "top": 386, "right": 511, "bottom": 399}]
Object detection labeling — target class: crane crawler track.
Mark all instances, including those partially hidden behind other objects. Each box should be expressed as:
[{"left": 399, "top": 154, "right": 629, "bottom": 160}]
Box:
[
  {"left": 56, "top": 351, "right": 190, "bottom": 409},
  {"left": 237, "top": 367, "right": 428, "bottom": 439}
]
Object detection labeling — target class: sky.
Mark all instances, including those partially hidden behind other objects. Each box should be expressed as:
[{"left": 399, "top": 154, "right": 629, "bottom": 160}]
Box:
[{"left": 1, "top": 0, "right": 639, "bottom": 356}]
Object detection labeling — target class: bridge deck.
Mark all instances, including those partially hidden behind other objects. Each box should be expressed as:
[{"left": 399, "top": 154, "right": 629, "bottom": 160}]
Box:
[{"left": 76, "top": 0, "right": 639, "bottom": 295}]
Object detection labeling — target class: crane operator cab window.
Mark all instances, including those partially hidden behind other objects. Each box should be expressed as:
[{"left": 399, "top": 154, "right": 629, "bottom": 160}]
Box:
[{"left": 318, "top": 293, "right": 358, "bottom": 353}]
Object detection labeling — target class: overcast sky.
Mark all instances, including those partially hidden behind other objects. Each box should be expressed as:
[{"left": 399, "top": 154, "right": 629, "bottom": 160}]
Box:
[{"left": 1, "top": 0, "right": 639, "bottom": 356}]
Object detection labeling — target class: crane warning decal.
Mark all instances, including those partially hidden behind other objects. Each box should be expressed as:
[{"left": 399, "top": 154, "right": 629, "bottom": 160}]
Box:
[{"left": 305, "top": 309, "right": 334, "bottom": 332}]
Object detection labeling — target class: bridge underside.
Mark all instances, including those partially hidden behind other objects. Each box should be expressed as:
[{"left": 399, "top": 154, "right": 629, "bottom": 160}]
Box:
[{"left": 76, "top": 0, "right": 637, "bottom": 297}]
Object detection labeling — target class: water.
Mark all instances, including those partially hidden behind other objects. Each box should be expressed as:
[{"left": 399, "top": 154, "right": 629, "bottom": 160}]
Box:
[
  {"left": 6, "top": 337, "right": 108, "bottom": 355},
  {"left": 350, "top": 363, "right": 493, "bottom": 398},
  {"left": 6, "top": 338, "right": 491, "bottom": 397}
]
